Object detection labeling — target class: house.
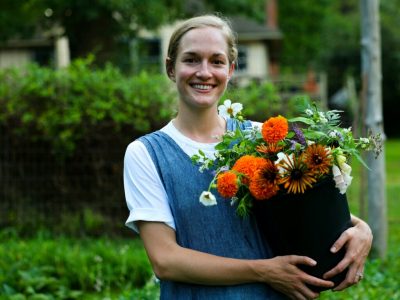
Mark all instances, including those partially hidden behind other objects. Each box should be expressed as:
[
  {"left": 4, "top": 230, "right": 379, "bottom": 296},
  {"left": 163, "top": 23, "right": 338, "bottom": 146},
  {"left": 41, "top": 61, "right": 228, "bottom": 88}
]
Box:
[
  {"left": 133, "top": 0, "right": 283, "bottom": 83},
  {"left": 0, "top": 33, "right": 70, "bottom": 69}
]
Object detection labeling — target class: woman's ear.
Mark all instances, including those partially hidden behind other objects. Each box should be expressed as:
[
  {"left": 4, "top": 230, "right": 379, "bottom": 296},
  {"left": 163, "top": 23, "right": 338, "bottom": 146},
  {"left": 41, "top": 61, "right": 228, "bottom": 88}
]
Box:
[
  {"left": 228, "top": 62, "right": 235, "bottom": 80},
  {"left": 166, "top": 58, "right": 175, "bottom": 82}
]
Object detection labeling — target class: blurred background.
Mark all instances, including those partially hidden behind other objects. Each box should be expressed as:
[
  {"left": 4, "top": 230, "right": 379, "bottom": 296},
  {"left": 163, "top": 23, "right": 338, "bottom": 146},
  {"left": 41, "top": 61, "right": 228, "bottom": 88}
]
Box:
[{"left": 0, "top": 0, "right": 399, "bottom": 299}]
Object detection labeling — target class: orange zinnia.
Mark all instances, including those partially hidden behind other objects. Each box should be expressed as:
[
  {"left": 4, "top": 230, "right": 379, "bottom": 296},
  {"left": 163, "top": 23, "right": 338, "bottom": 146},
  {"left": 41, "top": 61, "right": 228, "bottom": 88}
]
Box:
[
  {"left": 249, "top": 159, "right": 280, "bottom": 200},
  {"left": 217, "top": 171, "right": 239, "bottom": 198},
  {"left": 232, "top": 155, "right": 268, "bottom": 185},
  {"left": 262, "top": 115, "right": 288, "bottom": 144}
]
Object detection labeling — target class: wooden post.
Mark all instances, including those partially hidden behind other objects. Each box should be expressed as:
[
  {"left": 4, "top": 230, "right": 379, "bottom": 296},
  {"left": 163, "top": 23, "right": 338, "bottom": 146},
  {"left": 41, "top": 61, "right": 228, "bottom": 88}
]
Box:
[{"left": 360, "top": 0, "right": 387, "bottom": 258}]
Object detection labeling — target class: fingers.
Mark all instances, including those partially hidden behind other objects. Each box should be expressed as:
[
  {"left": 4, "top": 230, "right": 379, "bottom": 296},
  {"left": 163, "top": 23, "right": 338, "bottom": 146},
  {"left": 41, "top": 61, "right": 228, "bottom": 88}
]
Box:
[
  {"left": 323, "top": 256, "right": 350, "bottom": 279},
  {"left": 288, "top": 255, "right": 317, "bottom": 267},
  {"left": 292, "top": 289, "right": 319, "bottom": 300},
  {"left": 333, "top": 265, "right": 364, "bottom": 291},
  {"left": 330, "top": 229, "right": 352, "bottom": 253}
]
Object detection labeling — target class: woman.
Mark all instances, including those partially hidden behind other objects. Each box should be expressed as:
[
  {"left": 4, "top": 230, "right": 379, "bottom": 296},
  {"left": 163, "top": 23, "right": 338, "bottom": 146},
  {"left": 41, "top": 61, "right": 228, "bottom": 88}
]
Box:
[{"left": 124, "top": 15, "right": 372, "bottom": 300}]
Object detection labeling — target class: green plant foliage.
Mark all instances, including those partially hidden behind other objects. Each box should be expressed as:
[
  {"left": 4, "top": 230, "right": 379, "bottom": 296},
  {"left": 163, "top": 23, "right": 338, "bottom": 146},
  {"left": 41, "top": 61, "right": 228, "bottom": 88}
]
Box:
[
  {"left": 224, "top": 81, "right": 282, "bottom": 122},
  {"left": 0, "top": 59, "right": 287, "bottom": 160},
  {"left": 0, "top": 56, "right": 176, "bottom": 158},
  {"left": 0, "top": 234, "right": 152, "bottom": 299}
]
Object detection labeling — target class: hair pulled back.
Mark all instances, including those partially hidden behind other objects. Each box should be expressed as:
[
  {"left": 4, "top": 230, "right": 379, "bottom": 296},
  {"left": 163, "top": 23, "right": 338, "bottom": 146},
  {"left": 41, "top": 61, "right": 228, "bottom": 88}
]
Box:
[{"left": 167, "top": 15, "right": 238, "bottom": 68}]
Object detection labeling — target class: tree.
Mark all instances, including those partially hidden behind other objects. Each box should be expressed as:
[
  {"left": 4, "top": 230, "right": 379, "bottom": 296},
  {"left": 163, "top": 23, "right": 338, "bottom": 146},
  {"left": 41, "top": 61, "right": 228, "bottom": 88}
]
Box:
[
  {"left": 0, "top": 0, "right": 185, "bottom": 69},
  {"left": 278, "top": 0, "right": 331, "bottom": 72},
  {"left": 360, "top": 0, "right": 387, "bottom": 259}
]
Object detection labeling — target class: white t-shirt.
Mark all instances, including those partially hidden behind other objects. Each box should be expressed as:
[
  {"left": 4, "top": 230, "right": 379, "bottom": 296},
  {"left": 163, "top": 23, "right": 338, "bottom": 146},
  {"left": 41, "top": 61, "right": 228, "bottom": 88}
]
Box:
[{"left": 124, "top": 120, "right": 261, "bottom": 233}]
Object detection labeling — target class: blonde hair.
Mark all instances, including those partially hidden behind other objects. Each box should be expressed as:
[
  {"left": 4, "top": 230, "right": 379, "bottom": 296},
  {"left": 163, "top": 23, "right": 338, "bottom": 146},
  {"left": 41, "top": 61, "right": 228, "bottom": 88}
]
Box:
[{"left": 167, "top": 15, "right": 238, "bottom": 68}]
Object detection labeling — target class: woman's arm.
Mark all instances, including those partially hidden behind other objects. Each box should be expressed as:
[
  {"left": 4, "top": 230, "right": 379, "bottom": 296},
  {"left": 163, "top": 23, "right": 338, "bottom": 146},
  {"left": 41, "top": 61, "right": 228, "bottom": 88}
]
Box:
[
  {"left": 323, "top": 214, "right": 373, "bottom": 291},
  {"left": 138, "top": 221, "right": 334, "bottom": 300}
]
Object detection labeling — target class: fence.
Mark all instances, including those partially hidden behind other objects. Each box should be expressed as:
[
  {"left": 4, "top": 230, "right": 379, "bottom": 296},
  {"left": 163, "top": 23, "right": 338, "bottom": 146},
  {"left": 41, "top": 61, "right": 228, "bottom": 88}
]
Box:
[{"left": 0, "top": 123, "right": 135, "bottom": 236}]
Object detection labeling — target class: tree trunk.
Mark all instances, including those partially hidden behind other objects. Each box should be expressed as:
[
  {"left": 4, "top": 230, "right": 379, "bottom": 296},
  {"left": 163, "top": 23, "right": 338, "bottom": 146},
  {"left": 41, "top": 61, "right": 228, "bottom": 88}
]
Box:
[{"left": 360, "top": 0, "right": 387, "bottom": 259}]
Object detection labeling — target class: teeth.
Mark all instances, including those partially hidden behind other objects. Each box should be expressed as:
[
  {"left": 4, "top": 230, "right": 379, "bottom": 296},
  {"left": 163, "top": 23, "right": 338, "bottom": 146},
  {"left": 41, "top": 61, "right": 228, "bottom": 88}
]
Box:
[{"left": 192, "top": 84, "right": 212, "bottom": 90}]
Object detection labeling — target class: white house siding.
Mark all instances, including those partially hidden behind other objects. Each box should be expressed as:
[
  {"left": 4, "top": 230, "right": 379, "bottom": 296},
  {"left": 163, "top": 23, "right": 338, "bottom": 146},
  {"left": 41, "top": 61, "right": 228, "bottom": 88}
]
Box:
[
  {"left": 0, "top": 50, "right": 32, "bottom": 69},
  {"left": 246, "top": 42, "right": 269, "bottom": 78}
]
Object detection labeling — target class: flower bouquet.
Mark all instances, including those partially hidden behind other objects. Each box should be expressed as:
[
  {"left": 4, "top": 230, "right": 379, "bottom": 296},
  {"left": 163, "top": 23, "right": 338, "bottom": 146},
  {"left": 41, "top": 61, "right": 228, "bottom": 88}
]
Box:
[{"left": 192, "top": 98, "right": 382, "bottom": 291}]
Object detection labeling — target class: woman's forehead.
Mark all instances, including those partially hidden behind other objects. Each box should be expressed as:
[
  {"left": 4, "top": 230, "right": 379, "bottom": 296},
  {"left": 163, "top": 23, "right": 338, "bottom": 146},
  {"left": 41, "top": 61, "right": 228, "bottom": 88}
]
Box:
[{"left": 178, "top": 27, "right": 228, "bottom": 55}]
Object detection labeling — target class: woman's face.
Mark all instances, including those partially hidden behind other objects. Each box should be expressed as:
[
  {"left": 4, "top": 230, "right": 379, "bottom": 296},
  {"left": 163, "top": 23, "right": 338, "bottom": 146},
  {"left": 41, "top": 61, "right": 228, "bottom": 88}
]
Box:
[{"left": 170, "top": 26, "right": 234, "bottom": 111}]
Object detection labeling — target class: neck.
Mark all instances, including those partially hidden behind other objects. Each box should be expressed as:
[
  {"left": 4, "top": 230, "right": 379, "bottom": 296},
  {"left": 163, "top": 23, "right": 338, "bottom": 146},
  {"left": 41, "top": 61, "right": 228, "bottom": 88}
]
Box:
[{"left": 173, "top": 106, "right": 226, "bottom": 143}]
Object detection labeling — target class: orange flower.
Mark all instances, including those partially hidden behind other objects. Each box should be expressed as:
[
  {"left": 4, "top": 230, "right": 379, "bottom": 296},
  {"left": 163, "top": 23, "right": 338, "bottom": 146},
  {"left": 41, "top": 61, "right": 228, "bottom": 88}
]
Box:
[
  {"left": 304, "top": 144, "right": 332, "bottom": 175},
  {"left": 256, "top": 143, "right": 283, "bottom": 157},
  {"left": 217, "top": 171, "right": 239, "bottom": 198},
  {"left": 249, "top": 159, "right": 280, "bottom": 200},
  {"left": 278, "top": 154, "right": 316, "bottom": 194},
  {"left": 262, "top": 115, "right": 288, "bottom": 143},
  {"left": 232, "top": 155, "right": 268, "bottom": 185}
]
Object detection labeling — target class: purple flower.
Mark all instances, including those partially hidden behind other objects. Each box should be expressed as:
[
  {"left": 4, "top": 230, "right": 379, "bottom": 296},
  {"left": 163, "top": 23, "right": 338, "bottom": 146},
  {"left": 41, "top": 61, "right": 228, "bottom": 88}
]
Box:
[
  {"left": 289, "top": 139, "right": 298, "bottom": 151},
  {"left": 292, "top": 124, "right": 307, "bottom": 146}
]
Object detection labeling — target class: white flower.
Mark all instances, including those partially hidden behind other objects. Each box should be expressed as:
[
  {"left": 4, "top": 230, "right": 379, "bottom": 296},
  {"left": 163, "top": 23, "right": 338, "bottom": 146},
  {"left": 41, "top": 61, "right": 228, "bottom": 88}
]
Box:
[
  {"left": 218, "top": 99, "right": 243, "bottom": 118},
  {"left": 275, "top": 152, "right": 293, "bottom": 174},
  {"left": 225, "top": 130, "right": 236, "bottom": 137},
  {"left": 329, "top": 130, "right": 339, "bottom": 138},
  {"left": 305, "top": 108, "right": 313, "bottom": 116},
  {"left": 230, "top": 197, "right": 239, "bottom": 206},
  {"left": 199, "top": 191, "right": 217, "bottom": 206},
  {"left": 214, "top": 151, "right": 222, "bottom": 159},
  {"left": 332, "top": 164, "right": 353, "bottom": 194},
  {"left": 343, "top": 127, "right": 352, "bottom": 133},
  {"left": 318, "top": 112, "right": 328, "bottom": 123},
  {"left": 307, "top": 140, "right": 315, "bottom": 146},
  {"left": 336, "top": 153, "right": 347, "bottom": 166}
]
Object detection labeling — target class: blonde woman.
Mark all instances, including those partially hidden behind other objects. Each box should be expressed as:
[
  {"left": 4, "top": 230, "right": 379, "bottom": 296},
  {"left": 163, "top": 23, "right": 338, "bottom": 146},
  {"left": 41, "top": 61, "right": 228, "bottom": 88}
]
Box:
[{"left": 124, "top": 15, "right": 372, "bottom": 300}]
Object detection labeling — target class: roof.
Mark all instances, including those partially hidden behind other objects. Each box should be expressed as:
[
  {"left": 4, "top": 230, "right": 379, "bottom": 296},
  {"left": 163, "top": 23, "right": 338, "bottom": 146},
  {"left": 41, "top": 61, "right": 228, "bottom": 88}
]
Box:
[
  {"left": 0, "top": 38, "right": 53, "bottom": 49},
  {"left": 229, "top": 16, "right": 283, "bottom": 41}
]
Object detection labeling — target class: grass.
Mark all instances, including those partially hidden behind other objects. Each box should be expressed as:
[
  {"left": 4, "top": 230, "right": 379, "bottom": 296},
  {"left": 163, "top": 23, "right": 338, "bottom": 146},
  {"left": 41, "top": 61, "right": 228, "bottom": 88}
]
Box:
[{"left": 319, "top": 139, "right": 400, "bottom": 299}]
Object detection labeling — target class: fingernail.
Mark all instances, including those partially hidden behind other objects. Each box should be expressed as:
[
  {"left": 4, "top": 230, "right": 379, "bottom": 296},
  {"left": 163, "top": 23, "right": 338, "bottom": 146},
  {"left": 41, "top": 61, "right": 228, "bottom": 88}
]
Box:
[
  {"left": 311, "top": 260, "right": 317, "bottom": 266},
  {"left": 330, "top": 246, "right": 337, "bottom": 253}
]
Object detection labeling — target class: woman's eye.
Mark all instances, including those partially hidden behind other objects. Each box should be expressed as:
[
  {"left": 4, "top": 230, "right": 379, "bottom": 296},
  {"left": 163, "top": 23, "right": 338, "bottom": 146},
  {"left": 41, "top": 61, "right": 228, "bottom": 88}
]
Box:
[
  {"left": 184, "top": 58, "right": 197, "bottom": 63},
  {"left": 213, "top": 60, "right": 225, "bottom": 65}
]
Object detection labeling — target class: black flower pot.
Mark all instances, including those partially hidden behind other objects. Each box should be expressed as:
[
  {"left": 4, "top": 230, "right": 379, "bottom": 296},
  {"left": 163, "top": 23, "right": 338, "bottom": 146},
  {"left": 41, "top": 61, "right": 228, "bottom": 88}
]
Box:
[{"left": 253, "top": 177, "right": 352, "bottom": 292}]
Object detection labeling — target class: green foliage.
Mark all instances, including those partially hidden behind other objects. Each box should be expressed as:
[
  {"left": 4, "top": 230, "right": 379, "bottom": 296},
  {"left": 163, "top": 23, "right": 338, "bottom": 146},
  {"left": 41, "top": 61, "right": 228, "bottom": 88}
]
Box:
[
  {"left": 278, "top": 0, "right": 331, "bottom": 72},
  {"left": 0, "top": 61, "right": 286, "bottom": 160},
  {"left": 0, "top": 57, "right": 176, "bottom": 158},
  {"left": 224, "top": 81, "right": 282, "bottom": 122},
  {"left": 203, "top": 0, "right": 265, "bottom": 22},
  {"left": 0, "top": 234, "right": 152, "bottom": 299}
]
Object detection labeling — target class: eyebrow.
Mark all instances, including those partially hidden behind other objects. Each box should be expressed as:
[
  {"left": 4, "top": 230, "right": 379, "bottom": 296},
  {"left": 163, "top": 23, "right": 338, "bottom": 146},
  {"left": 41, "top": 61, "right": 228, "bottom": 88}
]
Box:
[{"left": 181, "top": 51, "right": 227, "bottom": 57}]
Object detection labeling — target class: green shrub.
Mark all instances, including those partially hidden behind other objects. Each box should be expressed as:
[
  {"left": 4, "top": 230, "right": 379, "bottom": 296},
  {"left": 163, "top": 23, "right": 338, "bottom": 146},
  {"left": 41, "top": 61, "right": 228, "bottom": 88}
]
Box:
[
  {"left": 0, "top": 234, "right": 151, "bottom": 299},
  {"left": 0, "top": 56, "right": 176, "bottom": 157}
]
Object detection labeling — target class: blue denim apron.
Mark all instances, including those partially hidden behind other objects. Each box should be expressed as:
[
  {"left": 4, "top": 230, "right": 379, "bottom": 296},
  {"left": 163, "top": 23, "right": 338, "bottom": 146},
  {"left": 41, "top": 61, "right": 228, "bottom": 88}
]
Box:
[{"left": 139, "top": 119, "right": 287, "bottom": 300}]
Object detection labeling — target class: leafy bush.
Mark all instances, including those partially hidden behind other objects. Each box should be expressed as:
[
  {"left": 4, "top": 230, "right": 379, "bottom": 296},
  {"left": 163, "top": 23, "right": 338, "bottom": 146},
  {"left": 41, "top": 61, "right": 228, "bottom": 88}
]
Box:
[
  {"left": 0, "top": 56, "right": 176, "bottom": 157},
  {"left": 0, "top": 59, "right": 286, "bottom": 237},
  {"left": 0, "top": 232, "right": 152, "bottom": 299}
]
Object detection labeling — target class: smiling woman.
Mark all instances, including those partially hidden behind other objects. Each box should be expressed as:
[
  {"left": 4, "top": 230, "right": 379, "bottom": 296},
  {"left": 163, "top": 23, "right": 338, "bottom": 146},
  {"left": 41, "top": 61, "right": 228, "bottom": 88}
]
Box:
[
  {"left": 166, "top": 25, "right": 234, "bottom": 116},
  {"left": 123, "top": 14, "right": 373, "bottom": 300}
]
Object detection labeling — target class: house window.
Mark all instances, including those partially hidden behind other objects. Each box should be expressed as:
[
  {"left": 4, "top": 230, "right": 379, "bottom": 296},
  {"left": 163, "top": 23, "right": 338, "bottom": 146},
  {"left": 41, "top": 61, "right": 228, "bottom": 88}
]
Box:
[
  {"left": 236, "top": 45, "right": 248, "bottom": 72},
  {"left": 132, "top": 38, "right": 161, "bottom": 73}
]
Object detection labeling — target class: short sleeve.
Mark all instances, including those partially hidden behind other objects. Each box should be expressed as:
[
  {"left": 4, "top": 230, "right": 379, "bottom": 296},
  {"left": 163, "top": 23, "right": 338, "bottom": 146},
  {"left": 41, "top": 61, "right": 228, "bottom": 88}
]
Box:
[{"left": 123, "top": 140, "right": 175, "bottom": 233}]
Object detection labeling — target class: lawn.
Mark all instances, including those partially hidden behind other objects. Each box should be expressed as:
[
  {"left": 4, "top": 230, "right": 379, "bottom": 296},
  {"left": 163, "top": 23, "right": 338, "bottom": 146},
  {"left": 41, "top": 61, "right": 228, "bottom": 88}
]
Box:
[{"left": 0, "top": 140, "right": 399, "bottom": 300}]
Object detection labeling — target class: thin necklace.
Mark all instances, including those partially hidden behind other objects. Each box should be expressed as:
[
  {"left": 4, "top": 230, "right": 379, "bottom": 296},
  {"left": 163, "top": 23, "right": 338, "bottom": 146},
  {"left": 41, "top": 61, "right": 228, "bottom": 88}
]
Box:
[{"left": 172, "top": 116, "right": 226, "bottom": 141}]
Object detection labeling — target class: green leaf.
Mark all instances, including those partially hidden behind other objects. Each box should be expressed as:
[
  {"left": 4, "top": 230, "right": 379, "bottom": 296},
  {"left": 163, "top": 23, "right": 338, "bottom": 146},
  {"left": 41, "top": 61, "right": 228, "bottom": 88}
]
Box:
[{"left": 288, "top": 117, "right": 315, "bottom": 125}]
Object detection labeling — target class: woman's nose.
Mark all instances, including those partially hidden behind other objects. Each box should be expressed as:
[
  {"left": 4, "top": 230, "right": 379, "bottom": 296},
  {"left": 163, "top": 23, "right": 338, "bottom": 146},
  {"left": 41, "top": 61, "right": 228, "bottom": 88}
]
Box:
[{"left": 196, "top": 61, "right": 212, "bottom": 79}]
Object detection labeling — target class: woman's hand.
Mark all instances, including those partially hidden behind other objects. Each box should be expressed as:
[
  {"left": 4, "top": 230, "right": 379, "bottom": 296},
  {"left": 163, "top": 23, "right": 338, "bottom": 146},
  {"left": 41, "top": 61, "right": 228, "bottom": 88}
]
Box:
[
  {"left": 323, "top": 215, "right": 373, "bottom": 291},
  {"left": 258, "top": 255, "right": 334, "bottom": 300}
]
